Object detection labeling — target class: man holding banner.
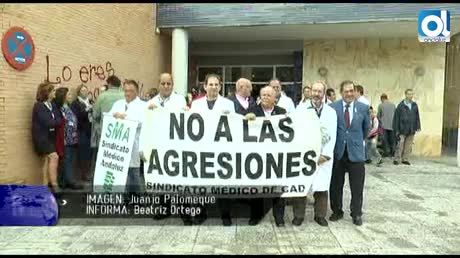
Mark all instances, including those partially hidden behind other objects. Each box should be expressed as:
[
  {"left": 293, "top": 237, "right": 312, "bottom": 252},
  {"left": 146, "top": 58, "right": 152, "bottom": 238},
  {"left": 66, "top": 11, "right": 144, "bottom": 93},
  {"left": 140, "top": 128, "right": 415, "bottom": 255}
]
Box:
[
  {"left": 246, "top": 85, "right": 288, "bottom": 227},
  {"left": 145, "top": 73, "right": 187, "bottom": 220},
  {"left": 189, "top": 73, "right": 235, "bottom": 226},
  {"left": 108, "top": 80, "right": 147, "bottom": 193},
  {"left": 295, "top": 81, "right": 337, "bottom": 227}
]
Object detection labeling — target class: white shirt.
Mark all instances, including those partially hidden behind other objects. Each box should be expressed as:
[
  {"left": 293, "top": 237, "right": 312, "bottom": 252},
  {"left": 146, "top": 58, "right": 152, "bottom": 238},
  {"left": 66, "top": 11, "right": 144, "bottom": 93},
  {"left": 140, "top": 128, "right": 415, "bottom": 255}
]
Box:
[
  {"left": 190, "top": 95, "right": 235, "bottom": 113},
  {"left": 343, "top": 100, "right": 355, "bottom": 123},
  {"left": 357, "top": 95, "right": 370, "bottom": 106},
  {"left": 276, "top": 92, "right": 295, "bottom": 114},
  {"left": 109, "top": 97, "right": 147, "bottom": 168},
  {"left": 263, "top": 107, "right": 274, "bottom": 117},
  {"left": 147, "top": 92, "right": 186, "bottom": 111}
]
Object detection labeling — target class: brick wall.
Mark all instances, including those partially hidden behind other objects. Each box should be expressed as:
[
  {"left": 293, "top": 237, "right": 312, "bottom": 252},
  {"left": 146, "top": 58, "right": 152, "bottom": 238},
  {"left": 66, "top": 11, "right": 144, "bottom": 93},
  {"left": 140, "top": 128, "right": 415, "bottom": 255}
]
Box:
[{"left": 0, "top": 4, "right": 171, "bottom": 184}]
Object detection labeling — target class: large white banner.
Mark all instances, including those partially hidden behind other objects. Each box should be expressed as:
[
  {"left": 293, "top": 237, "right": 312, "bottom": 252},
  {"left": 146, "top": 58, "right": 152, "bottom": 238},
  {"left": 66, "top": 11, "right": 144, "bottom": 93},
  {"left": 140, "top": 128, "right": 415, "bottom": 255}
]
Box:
[
  {"left": 140, "top": 109, "right": 322, "bottom": 197},
  {"left": 93, "top": 114, "right": 139, "bottom": 192}
]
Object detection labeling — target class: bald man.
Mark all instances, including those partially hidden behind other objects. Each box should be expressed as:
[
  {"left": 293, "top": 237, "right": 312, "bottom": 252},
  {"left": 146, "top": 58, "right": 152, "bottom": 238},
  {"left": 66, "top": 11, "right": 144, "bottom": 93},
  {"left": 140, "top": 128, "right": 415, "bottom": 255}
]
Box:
[
  {"left": 228, "top": 78, "right": 256, "bottom": 115},
  {"left": 147, "top": 73, "right": 187, "bottom": 110},
  {"left": 144, "top": 73, "right": 187, "bottom": 222}
]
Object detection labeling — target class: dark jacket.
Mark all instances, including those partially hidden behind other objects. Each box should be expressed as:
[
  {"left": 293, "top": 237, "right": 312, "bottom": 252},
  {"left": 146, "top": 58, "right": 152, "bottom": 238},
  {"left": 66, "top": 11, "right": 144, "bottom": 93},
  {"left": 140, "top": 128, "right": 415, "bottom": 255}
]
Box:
[
  {"left": 228, "top": 94, "right": 257, "bottom": 115},
  {"left": 248, "top": 104, "right": 286, "bottom": 117},
  {"left": 71, "top": 98, "right": 92, "bottom": 138},
  {"left": 393, "top": 100, "right": 421, "bottom": 136},
  {"left": 31, "top": 102, "right": 62, "bottom": 155}
]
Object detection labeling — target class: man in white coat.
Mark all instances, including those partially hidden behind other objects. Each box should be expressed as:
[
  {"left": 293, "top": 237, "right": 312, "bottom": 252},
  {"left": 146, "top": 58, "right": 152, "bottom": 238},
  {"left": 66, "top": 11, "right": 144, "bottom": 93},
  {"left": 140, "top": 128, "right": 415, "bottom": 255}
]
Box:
[
  {"left": 109, "top": 80, "right": 148, "bottom": 193},
  {"left": 268, "top": 78, "right": 296, "bottom": 114},
  {"left": 292, "top": 81, "right": 337, "bottom": 226},
  {"left": 190, "top": 74, "right": 235, "bottom": 113},
  {"left": 147, "top": 73, "right": 187, "bottom": 111},
  {"left": 144, "top": 73, "right": 187, "bottom": 221},
  {"left": 190, "top": 73, "right": 235, "bottom": 226}
]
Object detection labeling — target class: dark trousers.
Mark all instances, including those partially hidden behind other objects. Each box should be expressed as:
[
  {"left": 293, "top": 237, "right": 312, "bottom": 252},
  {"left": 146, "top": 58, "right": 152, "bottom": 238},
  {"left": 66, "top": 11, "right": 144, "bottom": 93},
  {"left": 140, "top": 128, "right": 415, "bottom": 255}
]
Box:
[
  {"left": 272, "top": 198, "right": 285, "bottom": 221},
  {"left": 330, "top": 148, "right": 365, "bottom": 217},
  {"left": 382, "top": 129, "right": 396, "bottom": 157},
  {"left": 218, "top": 198, "right": 234, "bottom": 219},
  {"left": 314, "top": 191, "right": 328, "bottom": 218}
]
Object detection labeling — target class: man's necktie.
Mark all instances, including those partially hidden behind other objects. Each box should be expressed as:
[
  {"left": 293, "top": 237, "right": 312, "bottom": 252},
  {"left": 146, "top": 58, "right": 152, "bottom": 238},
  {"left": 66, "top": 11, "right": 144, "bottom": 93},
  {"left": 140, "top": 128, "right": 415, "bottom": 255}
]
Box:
[
  {"left": 344, "top": 103, "right": 350, "bottom": 128},
  {"left": 125, "top": 104, "right": 128, "bottom": 112}
]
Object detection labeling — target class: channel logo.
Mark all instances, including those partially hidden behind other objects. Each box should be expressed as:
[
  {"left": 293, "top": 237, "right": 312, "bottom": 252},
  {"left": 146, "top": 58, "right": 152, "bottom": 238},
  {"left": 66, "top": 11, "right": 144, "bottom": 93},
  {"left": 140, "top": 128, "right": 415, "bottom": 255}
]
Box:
[{"left": 418, "top": 10, "right": 451, "bottom": 43}]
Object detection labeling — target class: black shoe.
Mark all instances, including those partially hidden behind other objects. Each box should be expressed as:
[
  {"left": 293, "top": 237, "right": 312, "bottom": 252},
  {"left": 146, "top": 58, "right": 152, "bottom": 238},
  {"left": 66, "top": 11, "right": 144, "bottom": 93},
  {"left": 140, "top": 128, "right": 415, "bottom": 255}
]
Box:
[
  {"left": 292, "top": 217, "right": 304, "bottom": 226},
  {"left": 222, "top": 217, "right": 232, "bottom": 226},
  {"left": 275, "top": 218, "right": 285, "bottom": 227},
  {"left": 402, "top": 161, "right": 411, "bottom": 165},
  {"left": 365, "top": 159, "right": 372, "bottom": 164},
  {"left": 352, "top": 216, "right": 363, "bottom": 226},
  {"left": 248, "top": 217, "right": 261, "bottom": 226},
  {"left": 329, "top": 213, "right": 343, "bottom": 221},
  {"left": 193, "top": 215, "right": 207, "bottom": 225},
  {"left": 183, "top": 218, "right": 193, "bottom": 226},
  {"left": 314, "top": 217, "right": 329, "bottom": 227},
  {"left": 393, "top": 160, "right": 399, "bottom": 165}
]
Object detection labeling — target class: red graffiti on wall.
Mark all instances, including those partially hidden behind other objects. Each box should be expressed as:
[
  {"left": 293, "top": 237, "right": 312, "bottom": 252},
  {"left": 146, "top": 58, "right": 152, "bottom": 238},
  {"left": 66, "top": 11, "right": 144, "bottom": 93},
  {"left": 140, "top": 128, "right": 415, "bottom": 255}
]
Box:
[
  {"left": 44, "top": 55, "right": 146, "bottom": 101},
  {"left": 45, "top": 55, "right": 115, "bottom": 84}
]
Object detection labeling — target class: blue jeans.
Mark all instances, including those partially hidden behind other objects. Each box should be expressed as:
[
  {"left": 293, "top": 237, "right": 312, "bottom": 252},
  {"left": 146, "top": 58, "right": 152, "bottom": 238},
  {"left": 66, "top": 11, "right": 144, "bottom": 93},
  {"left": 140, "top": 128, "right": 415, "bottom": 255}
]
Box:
[
  {"left": 125, "top": 167, "right": 145, "bottom": 193},
  {"left": 60, "top": 145, "right": 77, "bottom": 186}
]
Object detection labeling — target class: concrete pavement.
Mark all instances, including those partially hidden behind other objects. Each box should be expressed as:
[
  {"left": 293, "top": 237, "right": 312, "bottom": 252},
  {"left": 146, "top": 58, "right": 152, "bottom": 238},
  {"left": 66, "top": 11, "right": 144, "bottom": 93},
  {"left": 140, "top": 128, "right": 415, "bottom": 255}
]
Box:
[{"left": 1, "top": 157, "right": 459, "bottom": 254}]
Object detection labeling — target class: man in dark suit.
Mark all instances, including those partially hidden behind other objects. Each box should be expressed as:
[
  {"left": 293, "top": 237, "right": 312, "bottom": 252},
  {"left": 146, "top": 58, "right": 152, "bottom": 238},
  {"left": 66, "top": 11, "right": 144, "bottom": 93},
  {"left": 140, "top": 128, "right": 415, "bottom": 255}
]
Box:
[
  {"left": 219, "top": 78, "right": 257, "bottom": 226},
  {"left": 228, "top": 78, "right": 256, "bottom": 115},
  {"left": 329, "top": 80, "right": 370, "bottom": 226},
  {"left": 246, "top": 85, "right": 287, "bottom": 227}
]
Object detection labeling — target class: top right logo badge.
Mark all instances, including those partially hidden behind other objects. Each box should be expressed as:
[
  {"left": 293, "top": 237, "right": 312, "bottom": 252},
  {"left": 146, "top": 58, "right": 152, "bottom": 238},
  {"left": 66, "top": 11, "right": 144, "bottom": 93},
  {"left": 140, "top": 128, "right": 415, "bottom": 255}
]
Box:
[{"left": 418, "top": 10, "right": 451, "bottom": 43}]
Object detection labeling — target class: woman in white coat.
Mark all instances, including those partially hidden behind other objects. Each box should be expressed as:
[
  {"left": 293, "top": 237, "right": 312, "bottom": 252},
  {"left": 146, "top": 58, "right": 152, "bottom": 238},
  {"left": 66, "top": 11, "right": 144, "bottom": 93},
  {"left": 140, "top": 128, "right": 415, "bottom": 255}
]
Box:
[{"left": 291, "top": 81, "right": 337, "bottom": 226}]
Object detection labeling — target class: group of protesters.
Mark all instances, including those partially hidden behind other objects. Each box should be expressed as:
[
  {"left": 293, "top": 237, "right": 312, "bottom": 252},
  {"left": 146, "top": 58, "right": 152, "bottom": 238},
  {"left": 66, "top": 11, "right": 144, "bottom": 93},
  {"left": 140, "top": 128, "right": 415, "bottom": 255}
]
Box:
[{"left": 32, "top": 71, "right": 421, "bottom": 227}]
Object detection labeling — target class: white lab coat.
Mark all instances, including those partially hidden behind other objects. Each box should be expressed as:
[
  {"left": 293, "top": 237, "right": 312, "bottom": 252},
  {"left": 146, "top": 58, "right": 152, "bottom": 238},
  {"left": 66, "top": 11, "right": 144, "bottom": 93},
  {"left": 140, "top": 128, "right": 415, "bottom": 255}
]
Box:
[
  {"left": 277, "top": 92, "right": 296, "bottom": 114},
  {"left": 109, "top": 97, "right": 147, "bottom": 168},
  {"left": 296, "top": 101, "right": 337, "bottom": 192},
  {"left": 147, "top": 92, "right": 187, "bottom": 110},
  {"left": 190, "top": 95, "right": 235, "bottom": 113}
]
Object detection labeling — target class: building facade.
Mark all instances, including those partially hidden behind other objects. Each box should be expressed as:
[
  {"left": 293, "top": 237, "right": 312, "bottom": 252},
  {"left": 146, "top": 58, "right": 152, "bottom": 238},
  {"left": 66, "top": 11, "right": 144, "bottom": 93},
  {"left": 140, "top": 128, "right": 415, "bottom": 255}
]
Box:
[
  {"left": 1, "top": 3, "right": 459, "bottom": 184},
  {"left": 157, "top": 3, "right": 460, "bottom": 158}
]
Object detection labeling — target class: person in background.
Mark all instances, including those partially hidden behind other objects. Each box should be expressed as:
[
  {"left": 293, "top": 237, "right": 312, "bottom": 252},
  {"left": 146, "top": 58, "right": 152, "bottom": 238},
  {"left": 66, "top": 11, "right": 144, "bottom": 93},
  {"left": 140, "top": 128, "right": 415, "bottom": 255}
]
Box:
[
  {"left": 393, "top": 89, "right": 421, "bottom": 166},
  {"left": 54, "top": 87, "right": 83, "bottom": 189},
  {"left": 354, "top": 84, "right": 370, "bottom": 106},
  {"left": 377, "top": 93, "right": 396, "bottom": 158},
  {"left": 326, "top": 88, "right": 336, "bottom": 104},
  {"left": 91, "top": 76, "right": 124, "bottom": 180},
  {"left": 268, "top": 78, "right": 295, "bottom": 114},
  {"left": 146, "top": 87, "right": 159, "bottom": 100},
  {"left": 246, "top": 86, "right": 287, "bottom": 227},
  {"left": 32, "top": 82, "right": 61, "bottom": 194},
  {"left": 71, "top": 84, "right": 94, "bottom": 183},
  {"left": 299, "top": 85, "right": 312, "bottom": 104},
  {"left": 109, "top": 80, "right": 147, "bottom": 193},
  {"left": 367, "top": 106, "right": 383, "bottom": 167}
]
